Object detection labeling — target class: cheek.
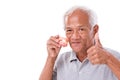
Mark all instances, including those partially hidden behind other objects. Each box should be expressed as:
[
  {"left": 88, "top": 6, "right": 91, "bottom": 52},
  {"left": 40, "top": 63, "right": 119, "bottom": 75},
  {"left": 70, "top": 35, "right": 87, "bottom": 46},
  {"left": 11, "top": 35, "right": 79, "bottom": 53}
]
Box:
[
  {"left": 85, "top": 36, "right": 94, "bottom": 47},
  {"left": 66, "top": 37, "right": 71, "bottom": 43},
  {"left": 81, "top": 34, "right": 93, "bottom": 44},
  {"left": 66, "top": 35, "right": 70, "bottom": 40},
  {"left": 81, "top": 34, "right": 90, "bottom": 40}
]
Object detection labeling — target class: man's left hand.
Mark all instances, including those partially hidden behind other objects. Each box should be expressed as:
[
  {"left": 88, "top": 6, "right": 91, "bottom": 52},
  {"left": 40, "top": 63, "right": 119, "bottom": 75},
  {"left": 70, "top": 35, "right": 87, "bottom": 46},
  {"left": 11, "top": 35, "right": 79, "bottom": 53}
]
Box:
[{"left": 87, "top": 33, "right": 109, "bottom": 65}]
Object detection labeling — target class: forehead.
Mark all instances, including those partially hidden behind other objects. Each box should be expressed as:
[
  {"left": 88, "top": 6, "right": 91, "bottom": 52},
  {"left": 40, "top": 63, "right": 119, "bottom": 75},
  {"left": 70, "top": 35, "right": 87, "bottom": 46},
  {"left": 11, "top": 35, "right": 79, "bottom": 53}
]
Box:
[{"left": 65, "top": 9, "right": 90, "bottom": 27}]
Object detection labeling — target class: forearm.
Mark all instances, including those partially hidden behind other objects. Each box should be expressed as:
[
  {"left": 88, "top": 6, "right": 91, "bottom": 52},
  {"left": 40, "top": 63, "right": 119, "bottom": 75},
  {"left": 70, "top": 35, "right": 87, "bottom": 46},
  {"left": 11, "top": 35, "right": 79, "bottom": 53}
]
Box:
[
  {"left": 39, "top": 57, "right": 56, "bottom": 80},
  {"left": 107, "top": 53, "right": 120, "bottom": 80}
]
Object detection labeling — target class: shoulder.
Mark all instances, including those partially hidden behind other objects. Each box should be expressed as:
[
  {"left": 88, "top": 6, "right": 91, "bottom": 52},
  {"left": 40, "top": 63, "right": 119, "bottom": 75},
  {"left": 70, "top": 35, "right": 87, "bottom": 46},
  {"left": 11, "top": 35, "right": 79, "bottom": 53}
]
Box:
[{"left": 105, "top": 47, "right": 120, "bottom": 59}]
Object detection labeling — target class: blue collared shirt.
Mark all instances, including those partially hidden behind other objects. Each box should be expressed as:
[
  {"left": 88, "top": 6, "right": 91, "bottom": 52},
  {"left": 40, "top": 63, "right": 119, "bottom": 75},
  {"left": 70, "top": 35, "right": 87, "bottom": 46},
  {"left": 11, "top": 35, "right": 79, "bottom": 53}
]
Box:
[{"left": 53, "top": 48, "right": 120, "bottom": 80}]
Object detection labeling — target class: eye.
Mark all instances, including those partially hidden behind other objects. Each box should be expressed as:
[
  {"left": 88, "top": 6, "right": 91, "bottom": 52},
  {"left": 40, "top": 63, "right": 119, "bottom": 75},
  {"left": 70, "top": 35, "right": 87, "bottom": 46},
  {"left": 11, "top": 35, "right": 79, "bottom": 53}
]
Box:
[
  {"left": 80, "top": 28, "right": 85, "bottom": 31},
  {"left": 66, "top": 29, "right": 72, "bottom": 32}
]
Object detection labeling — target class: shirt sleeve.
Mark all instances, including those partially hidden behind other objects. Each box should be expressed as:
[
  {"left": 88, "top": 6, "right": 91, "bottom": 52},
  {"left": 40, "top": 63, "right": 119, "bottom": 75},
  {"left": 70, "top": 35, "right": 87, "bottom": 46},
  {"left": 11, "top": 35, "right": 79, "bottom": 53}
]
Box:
[
  {"left": 52, "top": 53, "right": 65, "bottom": 80},
  {"left": 52, "top": 66, "right": 57, "bottom": 80},
  {"left": 104, "top": 66, "right": 118, "bottom": 80},
  {"left": 106, "top": 48, "right": 120, "bottom": 60}
]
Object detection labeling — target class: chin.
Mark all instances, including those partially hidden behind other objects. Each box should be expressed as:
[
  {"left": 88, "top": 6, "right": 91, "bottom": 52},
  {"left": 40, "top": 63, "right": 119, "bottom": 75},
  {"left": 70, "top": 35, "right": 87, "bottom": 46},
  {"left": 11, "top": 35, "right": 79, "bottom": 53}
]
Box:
[{"left": 72, "top": 47, "right": 82, "bottom": 53}]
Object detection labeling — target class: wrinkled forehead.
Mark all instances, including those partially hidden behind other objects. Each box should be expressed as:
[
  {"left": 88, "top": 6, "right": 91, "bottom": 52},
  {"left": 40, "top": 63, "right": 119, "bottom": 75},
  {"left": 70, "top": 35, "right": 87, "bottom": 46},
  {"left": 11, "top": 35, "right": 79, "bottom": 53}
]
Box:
[{"left": 65, "top": 9, "right": 90, "bottom": 27}]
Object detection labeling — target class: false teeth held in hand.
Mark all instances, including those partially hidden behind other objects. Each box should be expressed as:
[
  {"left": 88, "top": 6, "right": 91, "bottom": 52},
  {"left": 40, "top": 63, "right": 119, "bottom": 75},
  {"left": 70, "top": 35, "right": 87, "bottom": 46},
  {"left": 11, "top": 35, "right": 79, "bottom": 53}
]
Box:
[{"left": 59, "top": 37, "right": 68, "bottom": 47}]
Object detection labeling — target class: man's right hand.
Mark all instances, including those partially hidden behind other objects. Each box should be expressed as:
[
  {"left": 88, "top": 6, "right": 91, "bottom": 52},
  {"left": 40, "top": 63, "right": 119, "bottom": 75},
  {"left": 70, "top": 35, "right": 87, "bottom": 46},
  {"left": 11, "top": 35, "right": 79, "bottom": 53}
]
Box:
[{"left": 47, "top": 35, "right": 62, "bottom": 59}]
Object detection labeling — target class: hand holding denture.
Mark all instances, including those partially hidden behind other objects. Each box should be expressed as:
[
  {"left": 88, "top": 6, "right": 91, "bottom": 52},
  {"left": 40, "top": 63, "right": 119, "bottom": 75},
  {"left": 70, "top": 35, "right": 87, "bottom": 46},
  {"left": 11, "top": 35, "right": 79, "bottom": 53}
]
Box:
[{"left": 59, "top": 37, "right": 68, "bottom": 47}]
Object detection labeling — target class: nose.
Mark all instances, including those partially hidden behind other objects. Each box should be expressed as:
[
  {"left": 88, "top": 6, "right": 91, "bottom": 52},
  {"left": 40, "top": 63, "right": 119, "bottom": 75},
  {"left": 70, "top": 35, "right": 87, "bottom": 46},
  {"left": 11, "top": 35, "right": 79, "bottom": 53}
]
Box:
[{"left": 71, "top": 30, "right": 80, "bottom": 39}]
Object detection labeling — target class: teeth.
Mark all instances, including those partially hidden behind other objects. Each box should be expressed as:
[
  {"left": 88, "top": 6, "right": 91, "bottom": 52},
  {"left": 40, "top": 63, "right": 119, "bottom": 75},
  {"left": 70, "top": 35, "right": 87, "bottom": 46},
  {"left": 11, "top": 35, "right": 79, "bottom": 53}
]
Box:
[{"left": 59, "top": 37, "right": 68, "bottom": 47}]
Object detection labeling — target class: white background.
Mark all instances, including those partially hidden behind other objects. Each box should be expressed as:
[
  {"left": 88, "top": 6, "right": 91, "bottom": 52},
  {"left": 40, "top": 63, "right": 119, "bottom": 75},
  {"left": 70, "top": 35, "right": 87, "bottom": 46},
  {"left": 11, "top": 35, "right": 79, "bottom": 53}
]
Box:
[{"left": 0, "top": 0, "right": 120, "bottom": 80}]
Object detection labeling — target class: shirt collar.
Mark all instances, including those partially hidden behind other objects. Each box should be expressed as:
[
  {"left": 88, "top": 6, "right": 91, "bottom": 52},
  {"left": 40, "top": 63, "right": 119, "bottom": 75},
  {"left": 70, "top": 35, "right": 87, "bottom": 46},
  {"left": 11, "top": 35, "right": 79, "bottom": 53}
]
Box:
[
  {"left": 69, "top": 50, "right": 89, "bottom": 63},
  {"left": 69, "top": 51, "right": 78, "bottom": 62}
]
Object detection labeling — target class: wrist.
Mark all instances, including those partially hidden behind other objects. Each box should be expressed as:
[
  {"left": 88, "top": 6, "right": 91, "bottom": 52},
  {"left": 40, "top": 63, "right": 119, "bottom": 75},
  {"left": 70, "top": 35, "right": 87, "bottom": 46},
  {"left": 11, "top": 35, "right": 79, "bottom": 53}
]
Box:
[{"left": 47, "top": 55, "right": 57, "bottom": 63}]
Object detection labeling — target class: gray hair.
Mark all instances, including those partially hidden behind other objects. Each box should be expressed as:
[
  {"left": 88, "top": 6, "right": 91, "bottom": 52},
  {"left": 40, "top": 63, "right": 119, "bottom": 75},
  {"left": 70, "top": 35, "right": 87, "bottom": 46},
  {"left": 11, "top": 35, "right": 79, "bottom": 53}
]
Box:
[{"left": 64, "top": 6, "right": 98, "bottom": 28}]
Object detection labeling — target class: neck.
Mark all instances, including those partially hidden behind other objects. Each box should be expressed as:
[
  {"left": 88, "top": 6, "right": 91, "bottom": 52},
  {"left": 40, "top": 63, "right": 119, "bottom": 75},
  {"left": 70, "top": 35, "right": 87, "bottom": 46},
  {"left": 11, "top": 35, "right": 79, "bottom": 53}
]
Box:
[{"left": 76, "top": 52, "right": 87, "bottom": 62}]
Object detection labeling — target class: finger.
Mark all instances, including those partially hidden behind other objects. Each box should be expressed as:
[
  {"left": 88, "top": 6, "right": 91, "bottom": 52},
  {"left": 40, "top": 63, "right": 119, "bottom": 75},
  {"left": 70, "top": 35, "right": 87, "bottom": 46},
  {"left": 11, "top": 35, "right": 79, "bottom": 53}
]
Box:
[
  {"left": 87, "top": 46, "right": 97, "bottom": 56},
  {"left": 94, "top": 32, "right": 102, "bottom": 47},
  {"left": 48, "top": 45, "right": 60, "bottom": 50},
  {"left": 91, "top": 58, "right": 100, "bottom": 65},
  {"left": 87, "top": 51, "right": 96, "bottom": 58},
  {"left": 88, "top": 53, "right": 102, "bottom": 65},
  {"left": 47, "top": 39, "right": 61, "bottom": 48},
  {"left": 48, "top": 45, "right": 60, "bottom": 57},
  {"left": 87, "top": 46, "right": 95, "bottom": 53},
  {"left": 55, "top": 35, "right": 60, "bottom": 39},
  {"left": 50, "top": 36, "right": 60, "bottom": 43},
  {"left": 47, "top": 36, "right": 61, "bottom": 48},
  {"left": 88, "top": 53, "right": 99, "bottom": 60}
]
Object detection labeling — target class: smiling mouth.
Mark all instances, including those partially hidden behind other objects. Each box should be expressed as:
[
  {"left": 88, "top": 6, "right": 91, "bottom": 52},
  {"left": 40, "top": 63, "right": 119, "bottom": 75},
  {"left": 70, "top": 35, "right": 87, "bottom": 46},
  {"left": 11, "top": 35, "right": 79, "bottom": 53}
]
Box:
[{"left": 71, "top": 42, "right": 80, "bottom": 44}]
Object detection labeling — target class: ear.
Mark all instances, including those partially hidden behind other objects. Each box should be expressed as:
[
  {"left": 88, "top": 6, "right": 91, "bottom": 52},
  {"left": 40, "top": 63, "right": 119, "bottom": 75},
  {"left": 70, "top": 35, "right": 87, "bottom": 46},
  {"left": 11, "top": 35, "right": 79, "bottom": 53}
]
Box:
[{"left": 93, "top": 24, "right": 99, "bottom": 36}]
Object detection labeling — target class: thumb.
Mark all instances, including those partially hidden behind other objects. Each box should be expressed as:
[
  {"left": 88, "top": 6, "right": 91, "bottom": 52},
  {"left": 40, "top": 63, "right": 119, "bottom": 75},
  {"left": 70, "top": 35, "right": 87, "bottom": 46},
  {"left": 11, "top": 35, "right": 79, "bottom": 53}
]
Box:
[{"left": 94, "top": 32, "right": 102, "bottom": 47}]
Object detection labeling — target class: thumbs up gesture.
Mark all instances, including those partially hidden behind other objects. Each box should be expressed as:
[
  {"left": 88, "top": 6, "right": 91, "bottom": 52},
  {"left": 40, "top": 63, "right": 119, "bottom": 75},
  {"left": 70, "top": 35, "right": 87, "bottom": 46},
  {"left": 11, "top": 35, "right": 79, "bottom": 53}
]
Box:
[
  {"left": 87, "top": 33, "right": 109, "bottom": 65},
  {"left": 94, "top": 33, "right": 102, "bottom": 47}
]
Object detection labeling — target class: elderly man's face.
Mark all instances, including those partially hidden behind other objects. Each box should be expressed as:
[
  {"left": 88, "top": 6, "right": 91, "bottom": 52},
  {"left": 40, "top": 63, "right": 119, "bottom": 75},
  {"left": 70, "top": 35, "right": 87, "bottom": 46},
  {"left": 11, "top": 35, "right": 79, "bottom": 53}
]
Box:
[{"left": 65, "top": 10, "right": 95, "bottom": 54}]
